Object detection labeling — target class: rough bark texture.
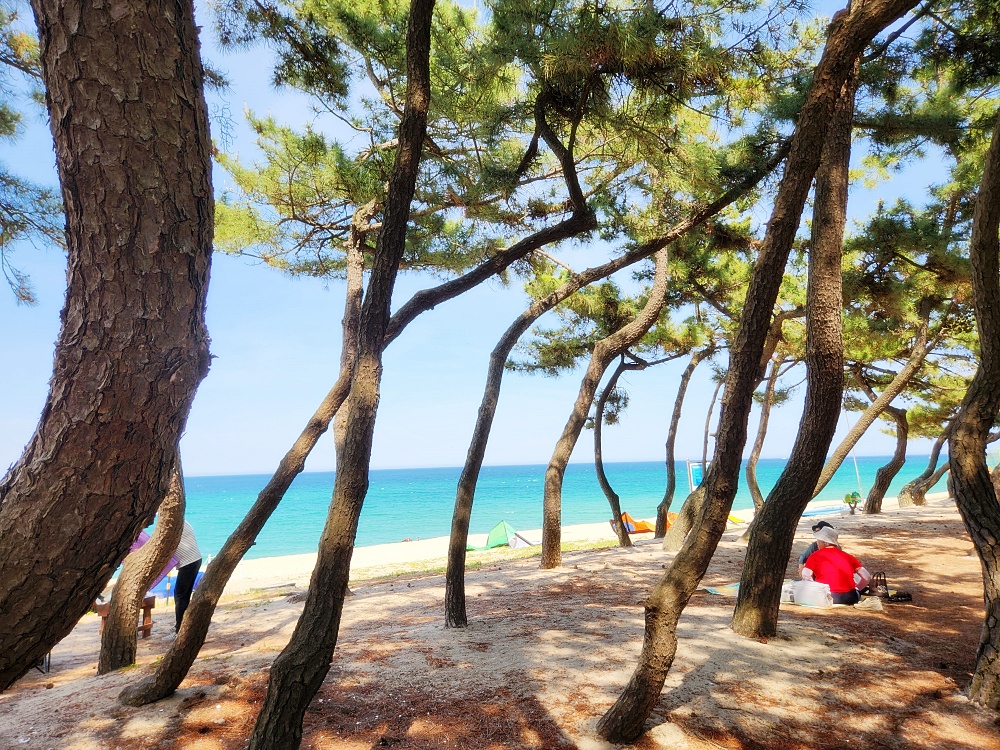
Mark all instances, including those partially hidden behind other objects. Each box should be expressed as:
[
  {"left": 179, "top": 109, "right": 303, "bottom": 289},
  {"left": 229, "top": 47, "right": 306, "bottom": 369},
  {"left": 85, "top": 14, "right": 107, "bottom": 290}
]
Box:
[
  {"left": 0, "top": 0, "right": 213, "bottom": 690},
  {"left": 948, "top": 111, "right": 1000, "bottom": 710},
  {"left": 660, "top": 485, "right": 706, "bottom": 553},
  {"left": 656, "top": 349, "right": 706, "bottom": 537},
  {"left": 119, "top": 216, "right": 369, "bottom": 707},
  {"left": 596, "top": 358, "right": 641, "bottom": 547},
  {"left": 99, "top": 460, "right": 185, "bottom": 674},
  {"left": 863, "top": 406, "right": 908, "bottom": 514},
  {"left": 729, "top": 60, "right": 855, "bottom": 641},
  {"left": 542, "top": 248, "right": 672, "bottom": 569},
  {"left": 597, "top": 4, "right": 919, "bottom": 739},
  {"left": 898, "top": 425, "right": 951, "bottom": 507},
  {"left": 246, "top": 3, "right": 433, "bottom": 746}
]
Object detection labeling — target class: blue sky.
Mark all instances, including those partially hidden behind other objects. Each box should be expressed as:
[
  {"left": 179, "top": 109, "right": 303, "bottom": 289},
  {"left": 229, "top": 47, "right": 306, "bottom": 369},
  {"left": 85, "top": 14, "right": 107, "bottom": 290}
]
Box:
[{"left": 0, "top": 1, "right": 943, "bottom": 477}]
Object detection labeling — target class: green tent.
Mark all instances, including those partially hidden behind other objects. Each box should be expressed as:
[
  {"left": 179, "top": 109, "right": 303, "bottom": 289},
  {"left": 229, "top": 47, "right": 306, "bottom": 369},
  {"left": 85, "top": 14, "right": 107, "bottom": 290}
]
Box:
[{"left": 467, "top": 520, "right": 536, "bottom": 551}]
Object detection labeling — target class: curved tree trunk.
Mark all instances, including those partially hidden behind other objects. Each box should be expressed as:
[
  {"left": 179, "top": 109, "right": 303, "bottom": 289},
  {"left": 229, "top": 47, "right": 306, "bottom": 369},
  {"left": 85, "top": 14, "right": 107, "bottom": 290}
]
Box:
[
  {"left": 730, "top": 59, "right": 855, "bottom": 641},
  {"left": 596, "top": 357, "right": 641, "bottom": 547},
  {"left": 245, "top": 5, "right": 433, "bottom": 746},
  {"left": 898, "top": 424, "right": 951, "bottom": 506},
  {"left": 701, "top": 379, "right": 722, "bottom": 468},
  {"left": 542, "top": 247, "right": 672, "bottom": 569},
  {"left": 660, "top": 485, "right": 706, "bottom": 553},
  {"left": 656, "top": 348, "right": 707, "bottom": 537},
  {"left": 442, "top": 150, "right": 782, "bottom": 626},
  {"left": 947, "top": 110, "right": 1000, "bottom": 710},
  {"left": 746, "top": 356, "right": 783, "bottom": 511},
  {"left": 99, "top": 459, "right": 186, "bottom": 674},
  {"left": 811, "top": 314, "right": 937, "bottom": 498},
  {"left": 120, "top": 210, "right": 369, "bottom": 707},
  {"left": 863, "top": 406, "right": 908, "bottom": 514},
  {"left": 0, "top": 0, "right": 213, "bottom": 690},
  {"left": 595, "top": 4, "right": 920, "bottom": 738}
]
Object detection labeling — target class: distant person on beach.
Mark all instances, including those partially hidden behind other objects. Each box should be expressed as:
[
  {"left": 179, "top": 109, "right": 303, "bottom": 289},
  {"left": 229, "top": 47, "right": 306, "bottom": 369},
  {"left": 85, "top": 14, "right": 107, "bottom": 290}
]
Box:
[
  {"left": 802, "top": 527, "right": 872, "bottom": 605},
  {"left": 173, "top": 521, "right": 202, "bottom": 632},
  {"left": 797, "top": 520, "right": 836, "bottom": 575}
]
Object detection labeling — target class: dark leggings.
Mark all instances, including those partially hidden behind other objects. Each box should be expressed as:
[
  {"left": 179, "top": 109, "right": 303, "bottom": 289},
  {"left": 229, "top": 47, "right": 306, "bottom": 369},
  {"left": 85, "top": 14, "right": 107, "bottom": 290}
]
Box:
[
  {"left": 832, "top": 589, "right": 860, "bottom": 606},
  {"left": 174, "top": 559, "right": 202, "bottom": 631}
]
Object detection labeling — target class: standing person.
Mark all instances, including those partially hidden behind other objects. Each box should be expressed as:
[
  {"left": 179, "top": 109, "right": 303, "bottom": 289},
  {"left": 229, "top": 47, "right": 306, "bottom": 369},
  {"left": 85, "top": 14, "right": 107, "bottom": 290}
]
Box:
[
  {"left": 796, "top": 520, "right": 837, "bottom": 575},
  {"left": 173, "top": 521, "right": 202, "bottom": 632},
  {"left": 802, "top": 527, "right": 871, "bottom": 605}
]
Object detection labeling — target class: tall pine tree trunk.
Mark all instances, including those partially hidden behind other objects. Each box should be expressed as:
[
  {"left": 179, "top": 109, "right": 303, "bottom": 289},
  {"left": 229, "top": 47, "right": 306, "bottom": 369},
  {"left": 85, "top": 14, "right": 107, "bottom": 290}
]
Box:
[
  {"left": 863, "top": 405, "right": 908, "bottom": 514},
  {"left": 948, "top": 110, "right": 1000, "bottom": 710},
  {"left": 542, "top": 248, "right": 672, "bottom": 568},
  {"left": 746, "top": 356, "right": 783, "bottom": 511},
  {"left": 656, "top": 348, "right": 707, "bottom": 537},
  {"left": 0, "top": 0, "right": 213, "bottom": 689},
  {"left": 596, "top": 357, "right": 641, "bottom": 547},
  {"left": 99, "top": 458, "right": 186, "bottom": 674},
  {"left": 246, "top": 3, "right": 433, "bottom": 746},
  {"left": 730, "top": 59, "right": 856, "bottom": 640},
  {"left": 119, "top": 211, "right": 369, "bottom": 706},
  {"left": 596, "top": 4, "right": 920, "bottom": 739}
]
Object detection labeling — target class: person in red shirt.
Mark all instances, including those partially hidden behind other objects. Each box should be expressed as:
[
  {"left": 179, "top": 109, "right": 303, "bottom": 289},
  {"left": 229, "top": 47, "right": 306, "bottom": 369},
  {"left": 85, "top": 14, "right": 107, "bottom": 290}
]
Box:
[{"left": 802, "top": 527, "right": 871, "bottom": 605}]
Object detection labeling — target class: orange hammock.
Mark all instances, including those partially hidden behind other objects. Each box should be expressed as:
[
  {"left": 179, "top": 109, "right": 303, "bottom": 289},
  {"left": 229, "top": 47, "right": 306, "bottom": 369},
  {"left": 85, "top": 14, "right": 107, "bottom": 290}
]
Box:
[{"left": 619, "top": 512, "right": 656, "bottom": 534}]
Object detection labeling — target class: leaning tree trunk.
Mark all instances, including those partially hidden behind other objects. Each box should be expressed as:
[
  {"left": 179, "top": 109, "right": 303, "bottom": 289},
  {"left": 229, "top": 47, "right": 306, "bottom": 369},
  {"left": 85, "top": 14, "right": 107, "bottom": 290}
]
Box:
[
  {"left": 656, "top": 349, "right": 707, "bottom": 537},
  {"left": 701, "top": 379, "right": 722, "bottom": 468},
  {"left": 811, "top": 311, "right": 936, "bottom": 498},
  {"left": 246, "top": 4, "right": 433, "bottom": 747},
  {"left": 948, "top": 110, "right": 1000, "bottom": 710},
  {"left": 746, "top": 355, "right": 783, "bottom": 511},
  {"left": 730, "top": 59, "right": 855, "bottom": 641},
  {"left": 542, "top": 248, "right": 672, "bottom": 568},
  {"left": 597, "top": 357, "right": 642, "bottom": 547},
  {"left": 0, "top": 0, "right": 213, "bottom": 690},
  {"left": 443, "top": 147, "right": 786, "bottom": 627},
  {"left": 898, "top": 424, "right": 951, "bottom": 506},
  {"left": 660, "top": 485, "right": 707, "bottom": 553},
  {"left": 596, "top": 4, "right": 919, "bottom": 739},
  {"left": 863, "top": 405, "right": 908, "bottom": 514},
  {"left": 99, "top": 459, "right": 186, "bottom": 674},
  {"left": 119, "top": 210, "right": 369, "bottom": 706}
]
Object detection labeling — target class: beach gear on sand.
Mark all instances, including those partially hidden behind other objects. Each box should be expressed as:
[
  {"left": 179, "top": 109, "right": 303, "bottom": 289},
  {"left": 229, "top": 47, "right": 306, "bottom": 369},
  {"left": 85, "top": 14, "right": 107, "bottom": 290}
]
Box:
[
  {"left": 616, "top": 512, "right": 656, "bottom": 534},
  {"left": 467, "top": 520, "right": 537, "bottom": 551}
]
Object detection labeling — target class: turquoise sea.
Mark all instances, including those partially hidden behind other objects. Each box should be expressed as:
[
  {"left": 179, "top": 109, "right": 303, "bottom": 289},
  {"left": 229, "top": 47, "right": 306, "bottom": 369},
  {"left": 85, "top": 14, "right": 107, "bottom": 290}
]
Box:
[{"left": 183, "top": 456, "right": 948, "bottom": 560}]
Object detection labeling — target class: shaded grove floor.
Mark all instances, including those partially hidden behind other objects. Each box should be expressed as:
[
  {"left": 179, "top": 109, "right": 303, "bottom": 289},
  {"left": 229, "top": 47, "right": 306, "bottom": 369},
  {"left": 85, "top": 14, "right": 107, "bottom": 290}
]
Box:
[{"left": 3, "top": 500, "right": 999, "bottom": 749}]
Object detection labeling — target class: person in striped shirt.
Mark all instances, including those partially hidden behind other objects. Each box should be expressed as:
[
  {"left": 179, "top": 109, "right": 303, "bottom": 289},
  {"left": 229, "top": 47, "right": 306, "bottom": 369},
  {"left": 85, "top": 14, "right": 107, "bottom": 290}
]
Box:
[{"left": 173, "top": 521, "right": 202, "bottom": 632}]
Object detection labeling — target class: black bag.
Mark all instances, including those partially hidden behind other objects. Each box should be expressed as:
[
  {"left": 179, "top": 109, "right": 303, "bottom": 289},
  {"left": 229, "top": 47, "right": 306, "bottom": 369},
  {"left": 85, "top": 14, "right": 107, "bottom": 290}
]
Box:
[{"left": 867, "top": 571, "right": 889, "bottom": 599}]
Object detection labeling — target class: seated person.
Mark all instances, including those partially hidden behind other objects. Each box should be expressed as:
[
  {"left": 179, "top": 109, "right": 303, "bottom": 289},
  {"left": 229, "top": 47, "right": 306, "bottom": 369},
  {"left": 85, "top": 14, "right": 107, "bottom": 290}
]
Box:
[
  {"left": 802, "top": 527, "right": 871, "bottom": 606},
  {"left": 797, "top": 520, "right": 836, "bottom": 575}
]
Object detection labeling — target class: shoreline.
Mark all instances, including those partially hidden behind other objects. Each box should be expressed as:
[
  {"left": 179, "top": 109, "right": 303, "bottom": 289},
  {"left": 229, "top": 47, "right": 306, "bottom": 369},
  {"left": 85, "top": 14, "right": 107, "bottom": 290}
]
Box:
[{"left": 197, "top": 491, "right": 946, "bottom": 597}]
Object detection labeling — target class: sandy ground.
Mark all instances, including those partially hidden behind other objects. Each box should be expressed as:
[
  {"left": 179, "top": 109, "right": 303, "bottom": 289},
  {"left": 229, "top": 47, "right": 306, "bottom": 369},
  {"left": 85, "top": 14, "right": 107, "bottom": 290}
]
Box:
[{"left": 3, "top": 496, "right": 999, "bottom": 750}]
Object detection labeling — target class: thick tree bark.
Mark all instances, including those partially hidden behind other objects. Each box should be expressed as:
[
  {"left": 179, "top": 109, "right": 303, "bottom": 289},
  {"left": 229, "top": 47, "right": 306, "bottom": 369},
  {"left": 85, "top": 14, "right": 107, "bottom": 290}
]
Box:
[
  {"left": 596, "top": 4, "right": 919, "bottom": 739},
  {"left": 746, "top": 356, "right": 784, "bottom": 511},
  {"left": 596, "top": 357, "right": 642, "bottom": 547},
  {"left": 119, "top": 211, "right": 369, "bottom": 706},
  {"left": 0, "top": 0, "right": 213, "bottom": 690},
  {"left": 948, "top": 110, "right": 1000, "bottom": 710},
  {"left": 99, "top": 459, "right": 186, "bottom": 674},
  {"left": 811, "top": 312, "right": 936, "bottom": 498},
  {"left": 660, "top": 484, "right": 706, "bottom": 553},
  {"left": 898, "top": 424, "right": 951, "bottom": 506},
  {"left": 542, "top": 248, "right": 672, "bottom": 569},
  {"left": 656, "top": 349, "right": 708, "bottom": 537},
  {"left": 730, "top": 60, "right": 855, "bottom": 640},
  {"left": 863, "top": 405, "right": 908, "bottom": 514},
  {"left": 246, "top": 3, "right": 433, "bottom": 746}
]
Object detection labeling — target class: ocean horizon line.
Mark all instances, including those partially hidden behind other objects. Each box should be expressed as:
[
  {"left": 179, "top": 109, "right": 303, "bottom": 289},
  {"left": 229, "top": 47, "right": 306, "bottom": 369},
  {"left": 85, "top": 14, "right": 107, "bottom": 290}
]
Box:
[{"left": 185, "top": 454, "right": 931, "bottom": 480}]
